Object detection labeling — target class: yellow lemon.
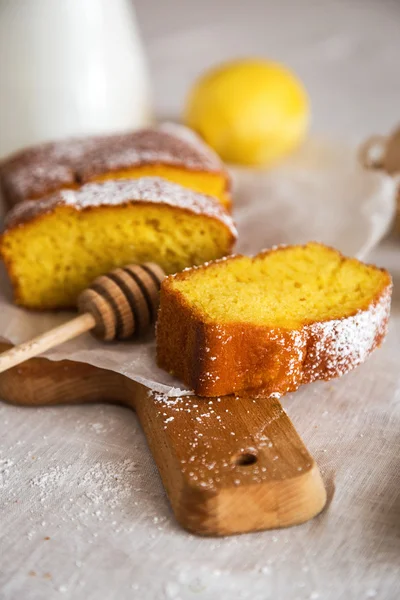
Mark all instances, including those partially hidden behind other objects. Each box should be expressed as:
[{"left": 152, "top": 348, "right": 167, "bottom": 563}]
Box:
[{"left": 184, "top": 58, "right": 310, "bottom": 166}]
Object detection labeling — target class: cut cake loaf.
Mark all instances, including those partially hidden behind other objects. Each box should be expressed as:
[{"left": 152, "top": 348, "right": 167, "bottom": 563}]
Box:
[
  {"left": 156, "top": 243, "right": 392, "bottom": 397},
  {"left": 0, "top": 177, "right": 236, "bottom": 310},
  {"left": 0, "top": 123, "right": 231, "bottom": 210}
]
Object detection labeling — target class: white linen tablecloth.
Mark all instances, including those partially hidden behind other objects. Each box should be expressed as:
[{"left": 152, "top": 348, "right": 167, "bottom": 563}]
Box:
[{"left": 1, "top": 1, "right": 399, "bottom": 599}]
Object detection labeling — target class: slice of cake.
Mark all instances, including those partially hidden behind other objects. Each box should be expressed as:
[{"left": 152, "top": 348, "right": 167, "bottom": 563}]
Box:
[
  {"left": 157, "top": 243, "right": 392, "bottom": 397},
  {"left": 0, "top": 123, "right": 231, "bottom": 210},
  {"left": 0, "top": 177, "right": 236, "bottom": 310}
]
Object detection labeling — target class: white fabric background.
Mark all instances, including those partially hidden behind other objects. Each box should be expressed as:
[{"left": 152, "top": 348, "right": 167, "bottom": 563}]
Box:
[{"left": 1, "top": 1, "right": 400, "bottom": 599}]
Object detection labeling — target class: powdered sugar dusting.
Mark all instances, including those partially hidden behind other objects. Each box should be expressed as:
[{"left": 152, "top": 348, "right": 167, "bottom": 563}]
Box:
[
  {"left": 27, "top": 456, "right": 138, "bottom": 510},
  {"left": 157, "top": 122, "right": 223, "bottom": 166},
  {"left": 146, "top": 389, "right": 311, "bottom": 493},
  {"left": 0, "top": 123, "right": 229, "bottom": 206},
  {"left": 79, "top": 123, "right": 226, "bottom": 180},
  {"left": 304, "top": 284, "right": 392, "bottom": 380},
  {"left": 4, "top": 177, "right": 237, "bottom": 238},
  {"left": 0, "top": 136, "right": 106, "bottom": 205}
]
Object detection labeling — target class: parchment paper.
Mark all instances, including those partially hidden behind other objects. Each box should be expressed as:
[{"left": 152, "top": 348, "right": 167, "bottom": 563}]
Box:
[{"left": 0, "top": 137, "right": 396, "bottom": 394}]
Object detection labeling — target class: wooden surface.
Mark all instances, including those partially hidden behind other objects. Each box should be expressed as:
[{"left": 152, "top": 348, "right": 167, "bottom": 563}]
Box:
[{"left": 0, "top": 343, "right": 326, "bottom": 536}]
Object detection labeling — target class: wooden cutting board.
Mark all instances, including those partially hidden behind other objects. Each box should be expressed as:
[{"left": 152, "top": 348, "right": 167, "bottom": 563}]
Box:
[{"left": 0, "top": 342, "right": 326, "bottom": 536}]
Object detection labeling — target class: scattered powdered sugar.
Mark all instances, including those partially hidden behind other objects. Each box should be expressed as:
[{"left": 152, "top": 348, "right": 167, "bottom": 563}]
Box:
[
  {"left": 1, "top": 122, "right": 228, "bottom": 205},
  {"left": 78, "top": 459, "right": 137, "bottom": 509},
  {"left": 30, "top": 464, "right": 73, "bottom": 501},
  {"left": 157, "top": 122, "right": 220, "bottom": 160},
  {"left": 4, "top": 177, "right": 237, "bottom": 239},
  {"left": 0, "top": 136, "right": 105, "bottom": 205},
  {"left": 27, "top": 456, "right": 138, "bottom": 510},
  {"left": 304, "top": 284, "right": 392, "bottom": 380},
  {"left": 146, "top": 390, "right": 295, "bottom": 490},
  {"left": 78, "top": 122, "right": 226, "bottom": 179},
  {"left": 152, "top": 391, "right": 185, "bottom": 406}
]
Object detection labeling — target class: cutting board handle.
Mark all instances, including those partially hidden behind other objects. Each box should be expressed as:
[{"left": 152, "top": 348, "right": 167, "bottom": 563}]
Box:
[
  {"left": 137, "top": 391, "right": 327, "bottom": 536},
  {"left": 0, "top": 347, "right": 326, "bottom": 536}
]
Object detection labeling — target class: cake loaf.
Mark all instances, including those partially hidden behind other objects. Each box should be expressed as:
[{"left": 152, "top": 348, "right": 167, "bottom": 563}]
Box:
[
  {"left": 157, "top": 243, "right": 392, "bottom": 397},
  {"left": 0, "top": 123, "right": 231, "bottom": 209},
  {"left": 0, "top": 177, "right": 236, "bottom": 309}
]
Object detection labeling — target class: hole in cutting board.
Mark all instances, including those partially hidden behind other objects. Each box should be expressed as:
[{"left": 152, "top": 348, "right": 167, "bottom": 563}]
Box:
[{"left": 233, "top": 452, "right": 257, "bottom": 466}]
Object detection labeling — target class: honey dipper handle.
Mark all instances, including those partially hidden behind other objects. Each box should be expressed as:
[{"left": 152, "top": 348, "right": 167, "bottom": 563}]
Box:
[
  {"left": 0, "top": 313, "right": 95, "bottom": 374},
  {"left": 0, "top": 261, "right": 165, "bottom": 374}
]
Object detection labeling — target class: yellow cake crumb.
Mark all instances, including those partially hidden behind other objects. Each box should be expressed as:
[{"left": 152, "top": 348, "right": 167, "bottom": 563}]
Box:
[{"left": 168, "top": 243, "right": 389, "bottom": 329}]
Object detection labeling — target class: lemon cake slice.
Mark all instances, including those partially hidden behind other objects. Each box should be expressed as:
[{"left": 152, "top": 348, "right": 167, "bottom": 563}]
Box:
[
  {"left": 0, "top": 123, "right": 231, "bottom": 210},
  {"left": 156, "top": 243, "right": 392, "bottom": 397},
  {"left": 0, "top": 177, "right": 236, "bottom": 310}
]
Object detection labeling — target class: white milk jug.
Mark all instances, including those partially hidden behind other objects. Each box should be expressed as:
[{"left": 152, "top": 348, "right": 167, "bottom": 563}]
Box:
[{"left": 0, "top": 0, "right": 152, "bottom": 158}]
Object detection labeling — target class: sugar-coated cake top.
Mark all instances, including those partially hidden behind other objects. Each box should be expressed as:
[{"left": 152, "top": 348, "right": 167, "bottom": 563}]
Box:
[
  {"left": 0, "top": 123, "right": 229, "bottom": 204},
  {"left": 3, "top": 177, "right": 237, "bottom": 237}
]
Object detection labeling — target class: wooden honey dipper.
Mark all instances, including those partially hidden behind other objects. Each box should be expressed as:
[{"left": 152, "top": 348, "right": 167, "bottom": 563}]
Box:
[{"left": 0, "top": 263, "right": 166, "bottom": 374}]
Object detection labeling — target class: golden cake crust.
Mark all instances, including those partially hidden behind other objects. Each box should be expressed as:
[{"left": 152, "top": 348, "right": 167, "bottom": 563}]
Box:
[
  {"left": 156, "top": 247, "right": 392, "bottom": 397},
  {"left": 0, "top": 124, "right": 231, "bottom": 207}
]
